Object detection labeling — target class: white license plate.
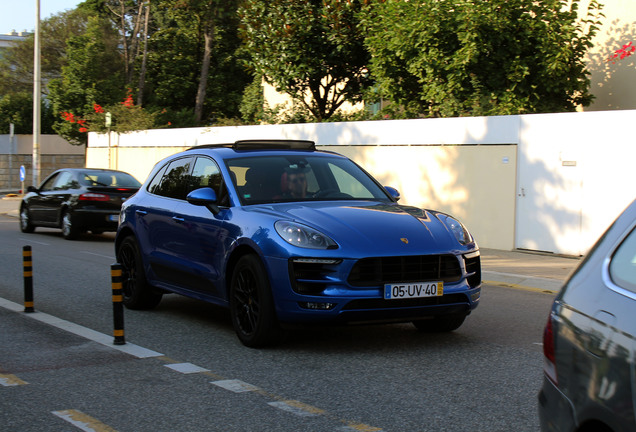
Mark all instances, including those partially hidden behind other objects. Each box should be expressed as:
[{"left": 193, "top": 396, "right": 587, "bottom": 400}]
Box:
[{"left": 384, "top": 282, "right": 443, "bottom": 300}]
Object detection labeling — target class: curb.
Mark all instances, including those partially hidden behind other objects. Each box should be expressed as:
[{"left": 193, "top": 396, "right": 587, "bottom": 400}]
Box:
[{"left": 482, "top": 270, "right": 562, "bottom": 294}]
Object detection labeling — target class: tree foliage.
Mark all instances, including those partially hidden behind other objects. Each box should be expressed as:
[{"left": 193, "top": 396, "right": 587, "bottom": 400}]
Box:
[
  {"left": 0, "top": 93, "right": 55, "bottom": 134},
  {"left": 362, "top": 0, "right": 604, "bottom": 118},
  {"left": 239, "top": 0, "right": 371, "bottom": 122},
  {"left": 47, "top": 15, "right": 126, "bottom": 145},
  {"left": 147, "top": 0, "right": 249, "bottom": 126},
  {"left": 0, "top": 0, "right": 610, "bottom": 142}
]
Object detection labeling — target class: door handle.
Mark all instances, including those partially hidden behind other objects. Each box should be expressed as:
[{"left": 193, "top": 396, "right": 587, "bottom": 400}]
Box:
[
  {"left": 135, "top": 210, "right": 148, "bottom": 216},
  {"left": 172, "top": 216, "right": 185, "bottom": 223}
]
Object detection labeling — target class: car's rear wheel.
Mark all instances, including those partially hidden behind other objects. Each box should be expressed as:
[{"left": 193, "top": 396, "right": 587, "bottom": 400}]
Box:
[
  {"left": 413, "top": 314, "right": 466, "bottom": 332},
  {"left": 19, "top": 206, "right": 35, "bottom": 233},
  {"left": 61, "top": 210, "right": 80, "bottom": 240},
  {"left": 230, "top": 254, "right": 281, "bottom": 347},
  {"left": 117, "top": 236, "right": 162, "bottom": 310}
]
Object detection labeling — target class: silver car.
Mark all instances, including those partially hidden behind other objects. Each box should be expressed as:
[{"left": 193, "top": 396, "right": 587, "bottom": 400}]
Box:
[{"left": 539, "top": 198, "right": 636, "bottom": 431}]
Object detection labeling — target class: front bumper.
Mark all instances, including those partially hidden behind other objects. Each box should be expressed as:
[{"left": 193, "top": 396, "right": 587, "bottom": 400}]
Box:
[{"left": 265, "top": 254, "right": 481, "bottom": 324}]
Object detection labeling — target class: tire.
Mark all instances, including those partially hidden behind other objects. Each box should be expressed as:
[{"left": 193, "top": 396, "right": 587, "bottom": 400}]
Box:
[
  {"left": 229, "top": 254, "right": 281, "bottom": 347},
  {"left": 19, "top": 206, "right": 35, "bottom": 233},
  {"left": 61, "top": 210, "right": 80, "bottom": 240},
  {"left": 117, "top": 236, "right": 162, "bottom": 310},
  {"left": 413, "top": 314, "right": 466, "bottom": 332}
]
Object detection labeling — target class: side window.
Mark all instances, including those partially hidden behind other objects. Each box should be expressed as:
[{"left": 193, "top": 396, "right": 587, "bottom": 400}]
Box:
[
  {"left": 609, "top": 227, "right": 636, "bottom": 293},
  {"left": 151, "top": 157, "right": 193, "bottom": 200},
  {"left": 53, "top": 172, "right": 74, "bottom": 190},
  {"left": 189, "top": 157, "right": 229, "bottom": 206},
  {"left": 39, "top": 173, "right": 60, "bottom": 192},
  {"left": 147, "top": 164, "right": 168, "bottom": 195}
]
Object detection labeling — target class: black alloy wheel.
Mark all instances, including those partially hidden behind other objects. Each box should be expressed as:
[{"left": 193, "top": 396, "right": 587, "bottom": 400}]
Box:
[
  {"left": 117, "top": 236, "right": 162, "bottom": 309},
  {"left": 230, "top": 254, "right": 281, "bottom": 347}
]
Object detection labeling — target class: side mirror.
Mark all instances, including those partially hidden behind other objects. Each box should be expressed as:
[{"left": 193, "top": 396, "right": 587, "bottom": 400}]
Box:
[
  {"left": 27, "top": 186, "right": 38, "bottom": 193},
  {"left": 384, "top": 186, "right": 400, "bottom": 201},
  {"left": 187, "top": 187, "right": 220, "bottom": 214}
]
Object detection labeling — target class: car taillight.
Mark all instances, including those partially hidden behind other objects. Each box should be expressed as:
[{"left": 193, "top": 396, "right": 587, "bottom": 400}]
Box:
[
  {"left": 79, "top": 193, "right": 110, "bottom": 201},
  {"left": 543, "top": 314, "right": 557, "bottom": 384}
]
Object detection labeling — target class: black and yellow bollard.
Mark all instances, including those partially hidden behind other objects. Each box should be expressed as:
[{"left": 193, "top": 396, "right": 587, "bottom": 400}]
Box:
[
  {"left": 23, "top": 246, "right": 34, "bottom": 313},
  {"left": 111, "top": 264, "right": 126, "bottom": 345}
]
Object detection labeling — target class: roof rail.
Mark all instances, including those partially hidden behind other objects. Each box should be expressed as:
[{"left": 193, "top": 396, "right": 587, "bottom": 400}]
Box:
[
  {"left": 187, "top": 140, "right": 316, "bottom": 151},
  {"left": 233, "top": 140, "right": 316, "bottom": 151}
]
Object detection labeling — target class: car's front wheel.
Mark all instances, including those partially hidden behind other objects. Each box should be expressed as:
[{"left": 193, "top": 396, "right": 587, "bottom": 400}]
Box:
[
  {"left": 117, "top": 236, "right": 162, "bottom": 310},
  {"left": 20, "top": 206, "right": 35, "bottom": 233},
  {"left": 230, "top": 254, "right": 281, "bottom": 347},
  {"left": 413, "top": 314, "right": 466, "bottom": 332}
]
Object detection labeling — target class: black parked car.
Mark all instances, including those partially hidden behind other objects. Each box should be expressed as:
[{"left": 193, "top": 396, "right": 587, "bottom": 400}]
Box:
[
  {"left": 539, "top": 197, "right": 636, "bottom": 431},
  {"left": 20, "top": 168, "right": 141, "bottom": 240}
]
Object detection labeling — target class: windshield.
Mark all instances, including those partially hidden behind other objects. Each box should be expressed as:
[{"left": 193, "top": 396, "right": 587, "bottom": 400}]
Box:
[{"left": 226, "top": 154, "right": 391, "bottom": 205}]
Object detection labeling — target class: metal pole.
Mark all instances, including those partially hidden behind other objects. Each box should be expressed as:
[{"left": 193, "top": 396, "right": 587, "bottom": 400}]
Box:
[
  {"left": 32, "top": 0, "right": 41, "bottom": 187},
  {"left": 9, "top": 123, "right": 14, "bottom": 190}
]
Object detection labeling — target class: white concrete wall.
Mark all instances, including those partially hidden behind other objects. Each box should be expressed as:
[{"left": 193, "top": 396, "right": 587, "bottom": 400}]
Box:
[
  {"left": 86, "top": 110, "right": 636, "bottom": 255},
  {"left": 584, "top": 0, "right": 636, "bottom": 111}
]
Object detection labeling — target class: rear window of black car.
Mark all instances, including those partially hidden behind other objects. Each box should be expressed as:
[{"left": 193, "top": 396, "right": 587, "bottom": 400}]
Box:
[{"left": 80, "top": 171, "right": 141, "bottom": 188}]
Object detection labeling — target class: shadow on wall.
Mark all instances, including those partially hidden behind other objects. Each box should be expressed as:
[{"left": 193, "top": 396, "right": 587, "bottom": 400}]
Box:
[
  {"left": 587, "top": 19, "right": 636, "bottom": 110},
  {"left": 327, "top": 117, "right": 518, "bottom": 251}
]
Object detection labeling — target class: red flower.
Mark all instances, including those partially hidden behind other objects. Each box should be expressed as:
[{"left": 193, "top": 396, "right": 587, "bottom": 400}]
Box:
[
  {"left": 62, "top": 111, "right": 75, "bottom": 123},
  {"left": 79, "top": 127, "right": 88, "bottom": 133},
  {"left": 94, "top": 104, "right": 105, "bottom": 113},
  {"left": 608, "top": 41, "right": 635, "bottom": 63},
  {"left": 121, "top": 89, "right": 135, "bottom": 107}
]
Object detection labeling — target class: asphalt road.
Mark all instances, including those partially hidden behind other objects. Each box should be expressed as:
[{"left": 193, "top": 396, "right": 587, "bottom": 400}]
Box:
[{"left": 0, "top": 215, "right": 554, "bottom": 432}]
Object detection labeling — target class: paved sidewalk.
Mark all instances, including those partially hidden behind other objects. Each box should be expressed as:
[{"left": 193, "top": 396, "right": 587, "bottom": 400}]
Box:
[
  {"left": 1, "top": 192, "right": 578, "bottom": 293},
  {"left": 480, "top": 248, "right": 578, "bottom": 293}
]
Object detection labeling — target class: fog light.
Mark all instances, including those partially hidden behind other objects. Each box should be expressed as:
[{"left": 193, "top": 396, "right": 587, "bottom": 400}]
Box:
[{"left": 300, "top": 302, "right": 336, "bottom": 310}]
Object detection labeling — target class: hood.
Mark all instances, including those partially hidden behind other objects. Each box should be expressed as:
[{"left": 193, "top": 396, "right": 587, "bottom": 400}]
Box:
[{"left": 249, "top": 201, "right": 467, "bottom": 256}]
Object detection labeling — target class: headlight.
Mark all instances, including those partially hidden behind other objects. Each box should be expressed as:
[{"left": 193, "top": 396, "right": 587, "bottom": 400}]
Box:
[
  {"left": 442, "top": 215, "right": 472, "bottom": 245},
  {"left": 275, "top": 221, "right": 338, "bottom": 249}
]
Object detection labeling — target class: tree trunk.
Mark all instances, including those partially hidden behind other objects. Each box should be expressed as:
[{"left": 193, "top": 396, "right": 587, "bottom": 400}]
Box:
[
  {"left": 194, "top": 28, "right": 213, "bottom": 124},
  {"left": 137, "top": 1, "right": 151, "bottom": 106}
]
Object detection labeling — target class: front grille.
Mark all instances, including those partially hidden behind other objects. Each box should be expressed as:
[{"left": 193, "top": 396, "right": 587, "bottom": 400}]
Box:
[
  {"left": 347, "top": 255, "right": 462, "bottom": 287},
  {"left": 343, "top": 293, "right": 467, "bottom": 310}
]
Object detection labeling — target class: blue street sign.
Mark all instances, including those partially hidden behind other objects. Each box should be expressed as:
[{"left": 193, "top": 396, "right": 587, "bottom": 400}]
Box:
[{"left": 19, "top": 165, "right": 26, "bottom": 182}]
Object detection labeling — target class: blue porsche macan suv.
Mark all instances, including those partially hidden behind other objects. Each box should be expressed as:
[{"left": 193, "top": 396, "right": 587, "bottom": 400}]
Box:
[{"left": 115, "top": 140, "right": 481, "bottom": 347}]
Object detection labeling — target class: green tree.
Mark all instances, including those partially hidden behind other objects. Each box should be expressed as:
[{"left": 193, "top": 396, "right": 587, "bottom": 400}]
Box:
[
  {"left": 0, "top": 93, "right": 55, "bottom": 134},
  {"left": 47, "top": 15, "right": 126, "bottom": 145},
  {"left": 239, "top": 0, "right": 371, "bottom": 122},
  {"left": 0, "top": 8, "right": 93, "bottom": 96},
  {"left": 143, "top": 0, "right": 249, "bottom": 126},
  {"left": 0, "top": 8, "right": 94, "bottom": 135},
  {"left": 362, "top": 0, "right": 603, "bottom": 118}
]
